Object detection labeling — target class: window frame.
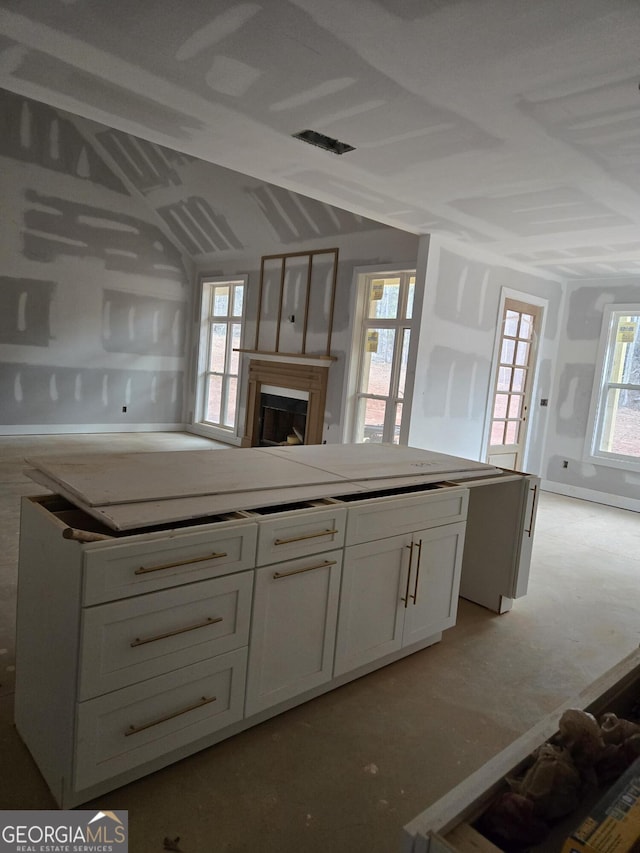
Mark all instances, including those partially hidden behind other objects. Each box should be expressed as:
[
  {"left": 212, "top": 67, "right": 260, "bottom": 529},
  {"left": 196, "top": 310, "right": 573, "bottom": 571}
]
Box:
[
  {"left": 584, "top": 303, "right": 640, "bottom": 473},
  {"left": 192, "top": 275, "right": 247, "bottom": 443},
  {"left": 346, "top": 268, "right": 416, "bottom": 445}
]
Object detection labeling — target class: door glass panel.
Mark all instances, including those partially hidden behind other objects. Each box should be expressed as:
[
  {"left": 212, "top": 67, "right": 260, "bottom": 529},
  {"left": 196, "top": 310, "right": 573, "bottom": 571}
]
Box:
[
  {"left": 501, "top": 339, "right": 515, "bottom": 363},
  {"left": 497, "top": 366, "right": 512, "bottom": 392},
  {"left": 505, "top": 421, "right": 519, "bottom": 444},
  {"left": 520, "top": 313, "right": 534, "bottom": 340},
  {"left": 515, "top": 341, "right": 529, "bottom": 366},
  {"left": 512, "top": 368, "right": 526, "bottom": 391},
  {"left": 504, "top": 310, "right": 519, "bottom": 336},
  {"left": 493, "top": 394, "right": 508, "bottom": 418},
  {"left": 508, "top": 396, "right": 522, "bottom": 418},
  {"left": 491, "top": 421, "right": 505, "bottom": 444}
]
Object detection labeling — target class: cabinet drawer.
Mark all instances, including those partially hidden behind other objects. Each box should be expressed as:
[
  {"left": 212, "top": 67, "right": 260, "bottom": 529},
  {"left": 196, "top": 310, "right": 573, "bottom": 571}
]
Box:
[
  {"left": 255, "top": 506, "right": 347, "bottom": 566},
  {"left": 345, "top": 487, "right": 468, "bottom": 546},
  {"left": 78, "top": 572, "right": 253, "bottom": 700},
  {"left": 74, "top": 648, "right": 247, "bottom": 791},
  {"left": 82, "top": 521, "right": 257, "bottom": 605}
]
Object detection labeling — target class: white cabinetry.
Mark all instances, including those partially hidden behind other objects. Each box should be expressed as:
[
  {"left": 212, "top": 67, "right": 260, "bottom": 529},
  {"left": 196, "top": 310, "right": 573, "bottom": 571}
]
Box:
[
  {"left": 17, "top": 449, "right": 545, "bottom": 809},
  {"left": 335, "top": 488, "right": 467, "bottom": 677},
  {"left": 15, "top": 496, "right": 257, "bottom": 807},
  {"left": 245, "top": 550, "right": 343, "bottom": 715}
]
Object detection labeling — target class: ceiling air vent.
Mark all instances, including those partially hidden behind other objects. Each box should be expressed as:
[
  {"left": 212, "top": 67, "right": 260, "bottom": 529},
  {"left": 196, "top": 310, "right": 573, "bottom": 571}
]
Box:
[{"left": 292, "top": 129, "right": 355, "bottom": 155}]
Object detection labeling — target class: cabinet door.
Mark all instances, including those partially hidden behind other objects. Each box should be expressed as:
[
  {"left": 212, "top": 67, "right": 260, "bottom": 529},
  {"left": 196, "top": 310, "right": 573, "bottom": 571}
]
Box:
[
  {"left": 334, "top": 533, "right": 410, "bottom": 677},
  {"left": 245, "top": 549, "right": 343, "bottom": 716},
  {"left": 402, "top": 522, "right": 466, "bottom": 647}
]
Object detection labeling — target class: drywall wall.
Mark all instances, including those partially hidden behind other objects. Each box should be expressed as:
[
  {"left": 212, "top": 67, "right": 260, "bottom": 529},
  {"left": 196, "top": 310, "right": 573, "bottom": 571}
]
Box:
[
  {"left": 543, "top": 279, "right": 640, "bottom": 508},
  {"left": 408, "top": 236, "right": 563, "bottom": 475},
  {"left": 1, "top": 89, "right": 416, "bottom": 437},
  {"left": 0, "top": 90, "right": 191, "bottom": 432}
]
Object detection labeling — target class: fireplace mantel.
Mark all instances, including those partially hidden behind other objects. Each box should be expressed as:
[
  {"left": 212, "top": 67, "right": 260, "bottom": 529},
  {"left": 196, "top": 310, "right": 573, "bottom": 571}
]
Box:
[{"left": 241, "top": 359, "right": 328, "bottom": 447}]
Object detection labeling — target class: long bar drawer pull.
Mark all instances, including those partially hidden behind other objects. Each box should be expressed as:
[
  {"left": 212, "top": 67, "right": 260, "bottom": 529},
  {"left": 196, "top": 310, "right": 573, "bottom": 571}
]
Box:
[
  {"left": 411, "top": 539, "right": 423, "bottom": 604},
  {"left": 125, "top": 695, "right": 216, "bottom": 737},
  {"left": 524, "top": 484, "right": 538, "bottom": 536},
  {"left": 401, "top": 543, "right": 414, "bottom": 608},
  {"left": 134, "top": 552, "right": 228, "bottom": 575},
  {"left": 274, "top": 528, "right": 339, "bottom": 546},
  {"left": 130, "top": 616, "right": 223, "bottom": 648},
  {"left": 273, "top": 559, "right": 337, "bottom": 580}
]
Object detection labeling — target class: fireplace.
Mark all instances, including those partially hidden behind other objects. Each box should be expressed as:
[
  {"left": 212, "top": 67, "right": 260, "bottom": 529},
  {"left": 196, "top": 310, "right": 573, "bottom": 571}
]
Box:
[
  {"left": 259, "top": 390, "right": 308, "bottom": 446},
  {"left": 242, "top": 359, "right": 329, "bottom": 447}
]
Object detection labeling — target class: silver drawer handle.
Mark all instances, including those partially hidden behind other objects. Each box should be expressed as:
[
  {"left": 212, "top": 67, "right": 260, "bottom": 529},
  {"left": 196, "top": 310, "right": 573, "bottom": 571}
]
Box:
[
  {"left": 134, "top": 552, "right": 228, "bottom": 575},
  {"left": 411, "top": 539, "right": 423, "bottom": 604},
  {"left": 130, "top": 616, "right": 223, "bottom": 648},
  {"left": 524, "top": 484, "right": 538, "bottom": 536},
  {"left": 125, "top": 695, "right": 216, "bottom": 736},
  {"left": 273, "top": 559, "right": 337, "bottom": 580},
  {"left": 401, "top": 543, "right": 414, "bottom": 608},
  {"left": 274, "top": 529, "right": 339, "bottom": 546}
]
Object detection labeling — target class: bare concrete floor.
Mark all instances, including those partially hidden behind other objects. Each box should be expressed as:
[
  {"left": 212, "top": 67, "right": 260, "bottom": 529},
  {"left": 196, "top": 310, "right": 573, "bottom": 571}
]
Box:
[{"left": 0, "top": 432, "right": 638, "bottom": 852}]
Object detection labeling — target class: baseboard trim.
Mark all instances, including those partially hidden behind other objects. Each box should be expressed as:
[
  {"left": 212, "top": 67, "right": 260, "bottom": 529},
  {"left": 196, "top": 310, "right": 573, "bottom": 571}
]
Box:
[
  {"left": 0, "top": 423, "right": 186, "bottom": 436},
  {"left": 541, "top": 479, "right": 640, "bottom": 513}
]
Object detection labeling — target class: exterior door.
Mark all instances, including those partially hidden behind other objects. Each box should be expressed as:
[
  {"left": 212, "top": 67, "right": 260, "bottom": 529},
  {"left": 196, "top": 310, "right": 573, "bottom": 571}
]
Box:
[{"left": 487, "top": 299, "right": 541, "bottom": 470}]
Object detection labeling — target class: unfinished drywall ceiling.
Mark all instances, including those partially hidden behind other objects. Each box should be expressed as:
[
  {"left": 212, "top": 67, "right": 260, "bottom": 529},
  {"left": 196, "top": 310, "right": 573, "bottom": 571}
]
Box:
[{"left": 1, "top": 0, "right": 640, "bottom": 278}]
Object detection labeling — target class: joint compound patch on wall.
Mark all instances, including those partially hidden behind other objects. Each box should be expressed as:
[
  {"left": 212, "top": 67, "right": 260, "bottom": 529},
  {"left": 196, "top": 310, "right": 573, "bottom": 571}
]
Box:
[
  {"left": 0, "top": 89, "right": 128, "bottom": 194},
  {"left": 424, "top": 347, "right": 489, "bottom": 419},
  {"left": 157, "top": 197, "right": 243, "bottom": 255},
  {"left": 435, "top": 249, "right": 493, "bottom": 329},
  {"left": 556, "top": 363, "right": 595, "bottom": 436},
  {"left": 23, "top": 190, "right": 187, "bottom": 282},
  {"left": 102, "top": 290, "right": 186, "bottom": 355},
  {"left": 247, "top": 184, "right": 378, "bottom": 244},
  {"left": 0, "top": 364, "right": 183, "bottom": 425},
  {"left": 96, "top": 129, "right": 194, "bottom": 194},
  {"left": 567, "top": 285, "right": 640, "bottom": 340},
  {"left": 0, "top": 277, "right": 55, "bottom": 346}
]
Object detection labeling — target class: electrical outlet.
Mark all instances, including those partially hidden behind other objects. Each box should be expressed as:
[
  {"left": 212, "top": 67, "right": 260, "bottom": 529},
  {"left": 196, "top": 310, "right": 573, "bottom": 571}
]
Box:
[
  {"left": 122, "top": 406, "right": 127, "bottom": 413},
  {"left": 562, "top": 460, "right": 568, "bottom": 468},
  {"left": 540, "top": 398, "right": 548, "bottom": 407}
]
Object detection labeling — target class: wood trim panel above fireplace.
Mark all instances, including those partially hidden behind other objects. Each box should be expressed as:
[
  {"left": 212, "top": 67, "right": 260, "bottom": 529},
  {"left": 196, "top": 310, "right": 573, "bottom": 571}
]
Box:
[{"left": 242, "top": 359, "right": 328, "bottom": 448}]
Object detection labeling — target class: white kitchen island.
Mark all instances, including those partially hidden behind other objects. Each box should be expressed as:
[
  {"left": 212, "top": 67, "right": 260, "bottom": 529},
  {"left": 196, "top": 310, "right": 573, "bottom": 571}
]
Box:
[{"left": 15, "top": 443, "right": 539, "bottom": 807}]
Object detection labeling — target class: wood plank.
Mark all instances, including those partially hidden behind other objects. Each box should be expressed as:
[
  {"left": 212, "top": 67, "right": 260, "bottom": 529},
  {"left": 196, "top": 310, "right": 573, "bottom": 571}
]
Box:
[
  {"left": 26, "top": 468, "right": 368, "bottom": 532},
  {"left": 262, "top": 444, "right": 498, "bottom": 482},
  {"left": 25, "top": 449, "right": 350, "bottom": 507}
]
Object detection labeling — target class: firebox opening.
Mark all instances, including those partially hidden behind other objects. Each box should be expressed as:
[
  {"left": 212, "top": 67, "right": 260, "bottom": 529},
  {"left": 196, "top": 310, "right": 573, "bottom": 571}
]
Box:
[{"left": 259, "top": 393, "right": 308, "bottom": 446}]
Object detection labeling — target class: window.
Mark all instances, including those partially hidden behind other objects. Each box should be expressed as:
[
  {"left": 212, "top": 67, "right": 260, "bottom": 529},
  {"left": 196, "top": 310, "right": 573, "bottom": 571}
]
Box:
[
  {"left": 194, "top": 277, "right": 245, "bottom": 436},
  {"left": 350, "top": 271, "right": 415, "bottom": 444},
  {"left": 586, "top": 305, "right": 640, "bottom": 471}
]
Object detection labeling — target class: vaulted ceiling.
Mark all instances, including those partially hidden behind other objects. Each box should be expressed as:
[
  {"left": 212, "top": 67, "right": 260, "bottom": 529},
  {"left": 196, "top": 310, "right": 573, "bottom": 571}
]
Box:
[{"left": 2, "top": 0, "right": 640, "bottom": 279}]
